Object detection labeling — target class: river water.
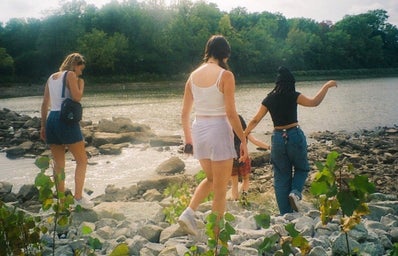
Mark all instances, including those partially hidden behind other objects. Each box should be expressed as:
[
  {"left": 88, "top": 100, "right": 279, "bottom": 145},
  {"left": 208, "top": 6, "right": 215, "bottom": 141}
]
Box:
[{"left": 1, "top": 77, "right": 397, "bottom": 197}]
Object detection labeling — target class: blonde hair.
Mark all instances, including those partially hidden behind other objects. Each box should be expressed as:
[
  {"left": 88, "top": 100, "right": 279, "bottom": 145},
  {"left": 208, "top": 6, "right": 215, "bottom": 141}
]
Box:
[{"left": 59, "top": 53, "right": 85, "bottom": 71}]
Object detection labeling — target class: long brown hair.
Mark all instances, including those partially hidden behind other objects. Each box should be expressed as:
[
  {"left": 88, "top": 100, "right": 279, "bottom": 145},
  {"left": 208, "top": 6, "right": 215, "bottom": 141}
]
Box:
[{"left": 203, "top": 35, "right": 231, "bottom": 70}]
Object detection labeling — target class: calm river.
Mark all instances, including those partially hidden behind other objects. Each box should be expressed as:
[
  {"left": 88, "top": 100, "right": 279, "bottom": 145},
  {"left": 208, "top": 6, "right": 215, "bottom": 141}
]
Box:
[{"left": 1, "top": 77, "right": 397, "bottom": 197}]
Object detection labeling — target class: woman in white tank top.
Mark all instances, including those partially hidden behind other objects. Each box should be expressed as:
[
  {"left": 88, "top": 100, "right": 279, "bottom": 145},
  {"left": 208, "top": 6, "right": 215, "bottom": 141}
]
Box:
[
  {"left": 40, "top": 53, "right": 93, "bottom": 209},
  {"left": 178, "top": 35, "right": 248, "bottom": 239}
]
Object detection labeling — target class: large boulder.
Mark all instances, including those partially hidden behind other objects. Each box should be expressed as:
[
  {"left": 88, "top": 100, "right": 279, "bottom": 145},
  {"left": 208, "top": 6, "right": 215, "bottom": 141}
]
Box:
[{"left": 155, "top": 157, "right": 185, "bottom": 175}]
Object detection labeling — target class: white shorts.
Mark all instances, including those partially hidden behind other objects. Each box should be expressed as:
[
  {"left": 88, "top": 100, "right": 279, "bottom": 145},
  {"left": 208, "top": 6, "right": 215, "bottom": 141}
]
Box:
[{"left": 192, "top": 116, "right": 237, "bottom": 161}]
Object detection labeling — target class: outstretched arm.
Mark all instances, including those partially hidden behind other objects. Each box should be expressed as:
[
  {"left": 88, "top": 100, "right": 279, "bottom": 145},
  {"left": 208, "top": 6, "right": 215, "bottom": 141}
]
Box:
[
  {"left": 245, "top": 105, "right": 268, "bottom": 136},
  {"left": 297, "top": 80, "right": 337, "bottom": 107},
  {"left": 247, "top": 134, "right": 270, "bottom": 150}
]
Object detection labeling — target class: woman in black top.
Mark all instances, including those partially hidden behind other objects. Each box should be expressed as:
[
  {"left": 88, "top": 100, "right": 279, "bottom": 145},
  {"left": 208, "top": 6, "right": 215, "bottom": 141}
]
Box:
[{"left": 245, "top": 66, "right": 337, "bottom": 214}]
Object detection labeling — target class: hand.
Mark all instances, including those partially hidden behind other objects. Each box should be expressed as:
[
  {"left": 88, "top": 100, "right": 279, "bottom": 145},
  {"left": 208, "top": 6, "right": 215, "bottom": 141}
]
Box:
[
  {"left": 326, "top": 80, "right": 337, "bottom": 88},
  {"left": 239, "top": 142, "right": 248, "bottom": 163},
  {"left": 183, "top": 143, "right": 193, "bottom": 154},
  {"left": 40, "top": 127, "right": 46, "bottom": 141}
]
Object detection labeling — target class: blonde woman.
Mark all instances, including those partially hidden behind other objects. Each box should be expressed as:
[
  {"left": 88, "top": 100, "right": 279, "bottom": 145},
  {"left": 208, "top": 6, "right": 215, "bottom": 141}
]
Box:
[{"left": 40, "top": 53, "right": 93, "bottom": 209}]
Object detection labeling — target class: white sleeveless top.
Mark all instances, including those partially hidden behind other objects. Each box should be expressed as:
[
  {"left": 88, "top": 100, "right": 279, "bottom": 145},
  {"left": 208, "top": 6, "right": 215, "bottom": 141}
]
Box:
[
  {"left": 48, "top": 71, "right": 70, "bottom": 111},
  {"left": 191, "top": 69, "right": 225, "bottom": 116}
]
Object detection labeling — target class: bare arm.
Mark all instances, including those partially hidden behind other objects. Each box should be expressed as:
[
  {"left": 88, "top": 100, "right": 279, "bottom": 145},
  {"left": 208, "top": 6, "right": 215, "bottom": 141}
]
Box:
[
  {"left": 40, "top": 82, "right": 50, "bottom": 141},
  {"left": 297, "top": 80, "right": 337, "bottom": 107},
  {"left": 181, "top": 78, "right": 194, "bottom": 145},
  {"left": 247, "top": 134, "right": 270, "bottom": 150},
  {"left": 245, "top": 105, "right": 268, "bottom": 136},
  {"left": 223, "top": 71, "right": 248, "bottom": 162},
  {"left": 67, "top": 72, "right": 84, "bottom": 102}
]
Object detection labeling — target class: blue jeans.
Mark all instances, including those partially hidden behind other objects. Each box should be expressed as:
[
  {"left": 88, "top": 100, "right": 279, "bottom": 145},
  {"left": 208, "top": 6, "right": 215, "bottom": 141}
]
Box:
[{"left": 271, "top": 127, "right": 309, "bottom": 214}]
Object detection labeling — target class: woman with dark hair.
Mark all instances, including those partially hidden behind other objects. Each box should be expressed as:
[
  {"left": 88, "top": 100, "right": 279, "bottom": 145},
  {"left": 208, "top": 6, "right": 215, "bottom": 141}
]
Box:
[
  {"left": 245, "top": 66, "right": 337, "bottom": 215},
  {"left": 178, "top": 35, "right": 248, "bottom": 236},
  {"left": 40, "top": 53, "right": 93, "bottom": 209}
]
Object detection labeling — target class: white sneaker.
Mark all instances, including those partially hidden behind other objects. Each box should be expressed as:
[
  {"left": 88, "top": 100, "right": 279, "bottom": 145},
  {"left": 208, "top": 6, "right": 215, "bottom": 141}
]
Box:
[
  {"left": 178, "top": 208, "right": 198, "bottom": 236},
  {"left": 289, "top": 193, "right": 301, "bottom": 212},
  {"left": 74, "top": 197, "right": 94, "bottom": 209}
]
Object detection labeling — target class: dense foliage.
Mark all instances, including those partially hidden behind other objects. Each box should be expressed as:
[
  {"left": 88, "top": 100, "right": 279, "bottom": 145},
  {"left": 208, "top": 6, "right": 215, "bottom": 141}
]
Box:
[{"left": 0, "top": 0, "right": 397, "bottom": 83}]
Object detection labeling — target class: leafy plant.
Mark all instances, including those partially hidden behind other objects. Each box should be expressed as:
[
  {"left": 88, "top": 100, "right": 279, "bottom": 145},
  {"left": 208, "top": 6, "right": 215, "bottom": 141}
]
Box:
[
  {"left": 310, "top": 151, "right": 375, "bottom": 255},
  {"left": 182, "top": 212, "right": 236, "bottom": 256},
  {"left": 206, "top": 212, "right": 236, "bottom": 256},
  {"left": 35, "top": 156, "right": 106, "bottom": 255},
  {"left": 0, "top": 201, "right": 42, "bottom": 255},
  {"left": 390, "top": 243, "right": 398, "bottom": 256},
  {"left": 163, "top": 183, "right": 191, "bottom": 224},
  {"left": 163, "top": 170, "right": 213, "bottom": 224}
]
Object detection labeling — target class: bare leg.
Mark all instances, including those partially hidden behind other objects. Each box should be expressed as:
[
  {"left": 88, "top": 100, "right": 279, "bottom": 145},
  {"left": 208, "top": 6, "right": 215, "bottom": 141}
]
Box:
[
  {"left": 211, "top": 159, "right": 233, "bottom": 219},
  {"left": 231, "top": 175, "right": 239, "bottom": 200},
  {"left": 67, "top": 141, "right": 87, "bottom": 200},
  {"left": 188, "top": 159, "right": 213, "bottom": 210},
  {"left": 50, "top": 144, "right": 66, "bottom": 195},
  {"left": 241, "top": 174, "right": 250, "bottom": 192}
]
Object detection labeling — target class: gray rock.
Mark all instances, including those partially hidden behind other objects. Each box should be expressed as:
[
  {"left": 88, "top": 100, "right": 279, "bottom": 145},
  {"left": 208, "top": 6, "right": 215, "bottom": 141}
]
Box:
[
  {"left": 0, "top": 181, "right": 12, "bottom": 194},
  {"left": 155, "top": 156, "right": 185, "bottom": 175},
  {"left": 138, "top": 224, "right": 163, "bottom": 242}
]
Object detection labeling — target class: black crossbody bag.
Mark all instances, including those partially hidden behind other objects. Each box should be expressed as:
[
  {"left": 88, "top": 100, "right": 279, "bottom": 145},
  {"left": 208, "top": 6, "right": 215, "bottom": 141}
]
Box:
[{"left": 60, "top": 71, "right": 82, "bottom": 124}]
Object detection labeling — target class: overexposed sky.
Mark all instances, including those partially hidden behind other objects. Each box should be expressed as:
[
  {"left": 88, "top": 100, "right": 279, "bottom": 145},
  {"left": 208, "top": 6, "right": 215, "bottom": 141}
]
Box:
[{"left": 0, "top": 0, "right": 397, "bottom": 26}]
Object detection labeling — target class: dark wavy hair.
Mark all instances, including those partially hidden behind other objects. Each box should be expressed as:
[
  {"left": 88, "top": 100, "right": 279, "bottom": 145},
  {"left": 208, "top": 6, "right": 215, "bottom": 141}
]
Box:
[
  {"left": 203, "top": 35, "right": 231, "bottom": 70},
  {"left": 269, "top": 66, "right": 296, "bottom": 95}
]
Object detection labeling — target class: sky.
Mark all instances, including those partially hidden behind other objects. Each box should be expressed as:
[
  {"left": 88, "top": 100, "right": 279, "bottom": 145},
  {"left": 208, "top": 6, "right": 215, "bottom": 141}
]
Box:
[{"left": 0, "top": 0, "right": 397, "bottom": 26}]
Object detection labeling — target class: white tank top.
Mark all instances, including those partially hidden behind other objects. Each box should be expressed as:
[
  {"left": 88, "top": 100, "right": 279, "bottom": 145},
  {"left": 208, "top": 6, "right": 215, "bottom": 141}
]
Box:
[
  {"left": 191, "top": 69, "right": 225, "bottom": 116},
  {"left": 48, "top": 71, "right": 70, "bottom": 111}
]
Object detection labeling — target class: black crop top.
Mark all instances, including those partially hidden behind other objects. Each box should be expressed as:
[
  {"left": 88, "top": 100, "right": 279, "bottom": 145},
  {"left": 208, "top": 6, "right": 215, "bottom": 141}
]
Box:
[{"left": 262, "top": 91, "right": 301, "bottom": 126}]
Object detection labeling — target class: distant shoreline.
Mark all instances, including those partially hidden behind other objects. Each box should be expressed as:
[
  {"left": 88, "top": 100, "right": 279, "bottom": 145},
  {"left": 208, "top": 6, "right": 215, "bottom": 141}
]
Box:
[{"left": 1, "top": 70, "right": 398, "bottom": 99}]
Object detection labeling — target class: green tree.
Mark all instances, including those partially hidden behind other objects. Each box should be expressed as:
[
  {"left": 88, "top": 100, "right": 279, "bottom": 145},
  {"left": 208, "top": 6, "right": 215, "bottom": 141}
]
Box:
[
  {"left": 78, "top": 29, "right": 128, "bottom": 74},
  {"left": 334, "top": 10, "right": 386, "bottom": 68},
  {"left": 0, "top": 48, "right": 14, "bottom": 75}
]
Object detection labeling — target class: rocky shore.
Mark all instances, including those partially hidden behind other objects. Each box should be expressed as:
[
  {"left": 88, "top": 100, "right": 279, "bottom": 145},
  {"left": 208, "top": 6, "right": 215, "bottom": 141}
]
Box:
[{"left": 1, "top": 108, "right": 398, "bottom": 255}]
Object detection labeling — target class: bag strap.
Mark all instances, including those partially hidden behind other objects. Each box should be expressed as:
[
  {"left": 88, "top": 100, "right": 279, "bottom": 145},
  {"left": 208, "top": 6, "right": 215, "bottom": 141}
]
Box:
[{"left": 61, "top": 71, "right": 69, "bottom": 98}]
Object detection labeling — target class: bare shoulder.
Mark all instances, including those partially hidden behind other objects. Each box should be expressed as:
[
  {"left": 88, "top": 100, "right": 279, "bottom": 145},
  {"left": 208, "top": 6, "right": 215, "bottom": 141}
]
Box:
[
  {"left": 222, "top": 70, "right": 235, "bottom": 82},
  {"left": 50, "top": 71, "right": 63, "bottom": 80}
]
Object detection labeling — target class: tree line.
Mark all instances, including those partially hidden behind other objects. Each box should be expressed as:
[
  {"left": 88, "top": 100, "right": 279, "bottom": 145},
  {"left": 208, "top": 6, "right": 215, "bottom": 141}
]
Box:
[{"left": 0, "top": 0, "right": 397, "bottom": 84}]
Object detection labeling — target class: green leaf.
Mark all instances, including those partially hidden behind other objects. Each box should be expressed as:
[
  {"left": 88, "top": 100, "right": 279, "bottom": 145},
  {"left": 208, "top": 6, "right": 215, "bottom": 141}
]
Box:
[
  {"left": 34, "top": 156, "right": 50, "bottom": 170},
  {"left": 254, "top": 213, "right": 271, "bottom": 229},
  {"left": 310, "top": 181, "right": 329, "bottom": 196},
  {"left": 281, "top": 240, "right": 293, "bottom": 255},
  {"left": 58, "top": 215, "right": 69, "bottom": 226},
  {"left": 326, "top": 151, "right": 339, "bottom": 171},
  {"left": 285, "top": 223, "right": 300, "bottom": 237},
  {"left": 315, "top": 161, "right": 324, "bottom": 171},
  {"left": 350, "top": 175, "right": 376, "bottom": 195},
  {"left": 88, "top": 237, "right": 102, "bottom": 250},
  {"left": 224, "top": 212, "right": 235, "bottom": 222},
  {"left": 206, "top": 212, "right": 217, "bottom": 223},
  {"left": 109, "top": 243, "right": 129, "bottom": 256},
  {"left": 82, "top": 225, "right": 93, "bottom": 235},
  {"left": 258, "top": 234, "right": 279, "bottom": 253},
  {"left": 219, "top": 245, "right": 229, "bottom": 255},
  {"left": 34, "top": 172, "right": 52, "bottom": 187},
  {"left": 219, "top": 230, "right": 230, "bottom": 243},
  {"left": 224, "top": 222, "right": 236, "bottom": 235},
  {"left": 337, "top": 190, "right": 359, "bottom": 216},
  {"left": 207, "top": 238, "right": 217, "bottom": 248}
]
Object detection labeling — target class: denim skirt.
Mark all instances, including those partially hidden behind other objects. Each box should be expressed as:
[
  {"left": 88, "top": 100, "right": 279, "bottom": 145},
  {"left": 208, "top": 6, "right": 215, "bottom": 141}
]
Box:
[{"left": 45, "top": 111, "right": 83, "bottom": 145}]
